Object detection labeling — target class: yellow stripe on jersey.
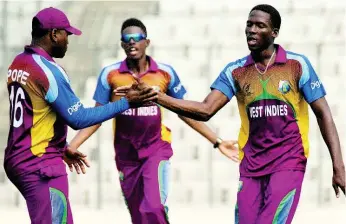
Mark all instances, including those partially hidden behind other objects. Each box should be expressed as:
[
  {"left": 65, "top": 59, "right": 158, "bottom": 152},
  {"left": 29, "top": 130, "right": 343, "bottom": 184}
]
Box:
[
  {"left": 295, "top": 101, "right": 310, "bottom": 158},
  {"left": 31, "top": 105, "right": 56, "bottom": 157},
  {"left": 237, "top": 102, "right": 248, "bottom": 161},
  {"left": 160, "top": 106, "right": 171, "bottom": 143},
  {"left": 161, "top": 125, "right": 172, "bottom": 143}
]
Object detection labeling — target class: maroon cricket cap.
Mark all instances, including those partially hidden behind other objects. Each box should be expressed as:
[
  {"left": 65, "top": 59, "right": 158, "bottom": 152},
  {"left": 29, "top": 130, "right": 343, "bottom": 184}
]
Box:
[{"left": 34, "top": 7, "right": 82, "bottom": 35}]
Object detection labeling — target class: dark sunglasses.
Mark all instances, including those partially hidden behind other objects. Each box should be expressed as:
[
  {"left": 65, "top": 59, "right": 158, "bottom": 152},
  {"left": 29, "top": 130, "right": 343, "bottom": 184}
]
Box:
[{"left": 121, "top": 33, "right": 147, "bottom": 43}]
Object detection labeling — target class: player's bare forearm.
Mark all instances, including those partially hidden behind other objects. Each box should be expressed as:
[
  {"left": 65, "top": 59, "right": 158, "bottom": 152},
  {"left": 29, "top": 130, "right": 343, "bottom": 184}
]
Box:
[
  {"left": 317, "top": 117, "right": 343, "bottom": 168},
  {"left": 310, "top": 98, "right": 344, "bottom": 169},
  {"left": 158, "top": 93, "right": 210, "bottom": 121},
  {"left": 69, "top": 102, "right": 103, "bottom": 149},
  {"left": 69, "top": 124, "right": 101, "bottom": 149},
  {"left": 157, "top": 90, "right": 229, "bottom": 121},
  {"left": 179, "top": 115, "right": 218, "bottom": 144}
]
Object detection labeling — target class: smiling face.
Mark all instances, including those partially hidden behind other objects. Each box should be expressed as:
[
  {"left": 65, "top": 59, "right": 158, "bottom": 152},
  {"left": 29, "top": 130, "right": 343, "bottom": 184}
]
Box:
[
  {"left": 245, "top": 10, "right": 278, "bottom": 52},
  {"left": 121, "top": 26, "right": 150, "bottom": 60}
]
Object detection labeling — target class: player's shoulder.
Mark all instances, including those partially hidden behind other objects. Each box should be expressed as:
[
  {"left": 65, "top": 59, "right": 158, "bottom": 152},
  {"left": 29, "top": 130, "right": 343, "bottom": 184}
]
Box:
[
  {"left": 31, "top": 54, "right": 69, "bottom": 82},
  {"left": 11, "top": 51, "right": 26, "bottom": 63},
  {"left": 156, "top": 62, "right": 177, "bottom": 76},
  {"left": 8, "top": 52, "right": 26, "bottom": 69},
  {"left": 222, "top": 56, "right": 248, "bottom": 73},
  {"left": 286, "top": 51, "right": 312, "bottom": 66},
  {"left": 10, "top": 51, "right": 39, "bottom": 70},
  {"left": 97, "top": 61, "right": 122, "bottom": 88},
  {"left": 99, "top": 61, "right": 122, "bottom": 77},
  {"left": 31, "top": 53, "right": 53, "bottom": 66}
]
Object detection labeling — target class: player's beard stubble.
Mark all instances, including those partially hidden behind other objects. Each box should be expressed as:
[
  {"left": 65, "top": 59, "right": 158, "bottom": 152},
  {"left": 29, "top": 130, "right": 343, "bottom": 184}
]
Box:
[{"left": 52, "top": 42, "right": 67, "bottom": 58}]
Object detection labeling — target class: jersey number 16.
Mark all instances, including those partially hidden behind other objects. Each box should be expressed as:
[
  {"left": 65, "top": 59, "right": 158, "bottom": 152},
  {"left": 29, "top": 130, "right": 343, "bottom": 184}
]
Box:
[{"left": 9, "top": 85, "right": 25, "bottom": 128}]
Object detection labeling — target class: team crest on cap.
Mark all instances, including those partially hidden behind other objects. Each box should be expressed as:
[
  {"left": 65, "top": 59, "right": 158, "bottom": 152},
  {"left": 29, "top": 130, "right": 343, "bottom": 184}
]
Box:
[{"left": 278, "top": 80, "right": 291, "bottom": 94}]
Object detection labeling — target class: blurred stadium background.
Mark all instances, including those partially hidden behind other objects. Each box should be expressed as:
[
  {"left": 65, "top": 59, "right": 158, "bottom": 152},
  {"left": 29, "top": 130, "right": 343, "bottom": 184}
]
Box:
[{"left": 0, "top": 0, "right": 345, "bottom": 223}]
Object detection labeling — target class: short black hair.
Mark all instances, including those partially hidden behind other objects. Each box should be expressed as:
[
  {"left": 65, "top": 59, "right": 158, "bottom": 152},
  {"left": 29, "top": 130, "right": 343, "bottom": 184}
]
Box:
[
  {"left": 31, "top": 17, "right": 49, "bottom": 38},
  {"left": 121, "top": 18, "right": 147, "bottom": 35},
  {"left": 250, "top": 4, "right": 281, "bottom": 30}
]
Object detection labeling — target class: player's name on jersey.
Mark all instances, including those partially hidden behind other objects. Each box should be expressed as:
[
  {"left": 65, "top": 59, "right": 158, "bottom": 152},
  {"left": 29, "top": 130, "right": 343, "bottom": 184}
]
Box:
[
  {"left": 122, "top": 106, "right": 159, "bottom": 116},
  {"left": 7, "top": 69, "right": 30, "bottom": 85},
  {"left": 249, "top": 105, "right": 288, "bottom": 118}
]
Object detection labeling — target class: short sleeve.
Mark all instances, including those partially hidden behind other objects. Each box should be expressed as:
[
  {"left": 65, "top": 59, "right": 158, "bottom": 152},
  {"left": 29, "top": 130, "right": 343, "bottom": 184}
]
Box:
[
  {"left": 93, "top": 64, "right": 120, "bottom": 105},
  {"left": 158, "top": 63, "right": 187, "bottom": 99},
  {"left": 296, "top": 55, "right": 326, "bottom": 103},
  {"left": 210, "top": 60, "right": 245, "bottom": 100}
]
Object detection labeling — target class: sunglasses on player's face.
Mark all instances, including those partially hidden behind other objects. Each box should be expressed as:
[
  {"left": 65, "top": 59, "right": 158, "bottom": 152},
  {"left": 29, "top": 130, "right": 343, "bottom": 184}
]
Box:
[{"left": 121, "top": 33, "right": 147, "bottom": 43}]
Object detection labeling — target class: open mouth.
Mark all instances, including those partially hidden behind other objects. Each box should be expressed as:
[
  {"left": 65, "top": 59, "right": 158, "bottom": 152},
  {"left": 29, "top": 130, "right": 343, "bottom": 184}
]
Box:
[
  {"left": 128, "top": 47, "right": 138, "bottom": 56},
  {"left": 247, "top": 37, "right": 257, "bottom": 45}
]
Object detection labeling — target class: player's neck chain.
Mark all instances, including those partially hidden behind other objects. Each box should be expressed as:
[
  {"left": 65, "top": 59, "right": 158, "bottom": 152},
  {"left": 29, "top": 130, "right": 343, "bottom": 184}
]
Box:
[{"left": 254, "top": 50, "right": 276, "bottom": 75}]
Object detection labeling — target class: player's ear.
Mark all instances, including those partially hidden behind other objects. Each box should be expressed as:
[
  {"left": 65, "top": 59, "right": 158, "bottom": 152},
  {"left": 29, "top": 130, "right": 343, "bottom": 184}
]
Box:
[
  {"left": 272, "top": 28, "right": 279, "bottom": 38},
  {"left": 121, "top": 41, "right": 125, "bottom": 50},
  {"left": 50, "top": 29, "right": 59, "bottom": 43},
  {"left": 145, "top": 39, "right": 150, "bottom": 47}
]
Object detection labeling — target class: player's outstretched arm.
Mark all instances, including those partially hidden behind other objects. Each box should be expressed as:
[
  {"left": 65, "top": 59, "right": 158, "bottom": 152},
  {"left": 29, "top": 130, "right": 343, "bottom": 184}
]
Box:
[
  {"left": 115, "top": 82, "right": 229, "bottom": 121},
  {"left": 50, "top": 79, "right": 156, "bottom": 130},
  {"left": 310, "top": 97, "right": 345, "bottom": 197},
  {"left": 157, "top": 89, "right": 229, "bottom": 121}
]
